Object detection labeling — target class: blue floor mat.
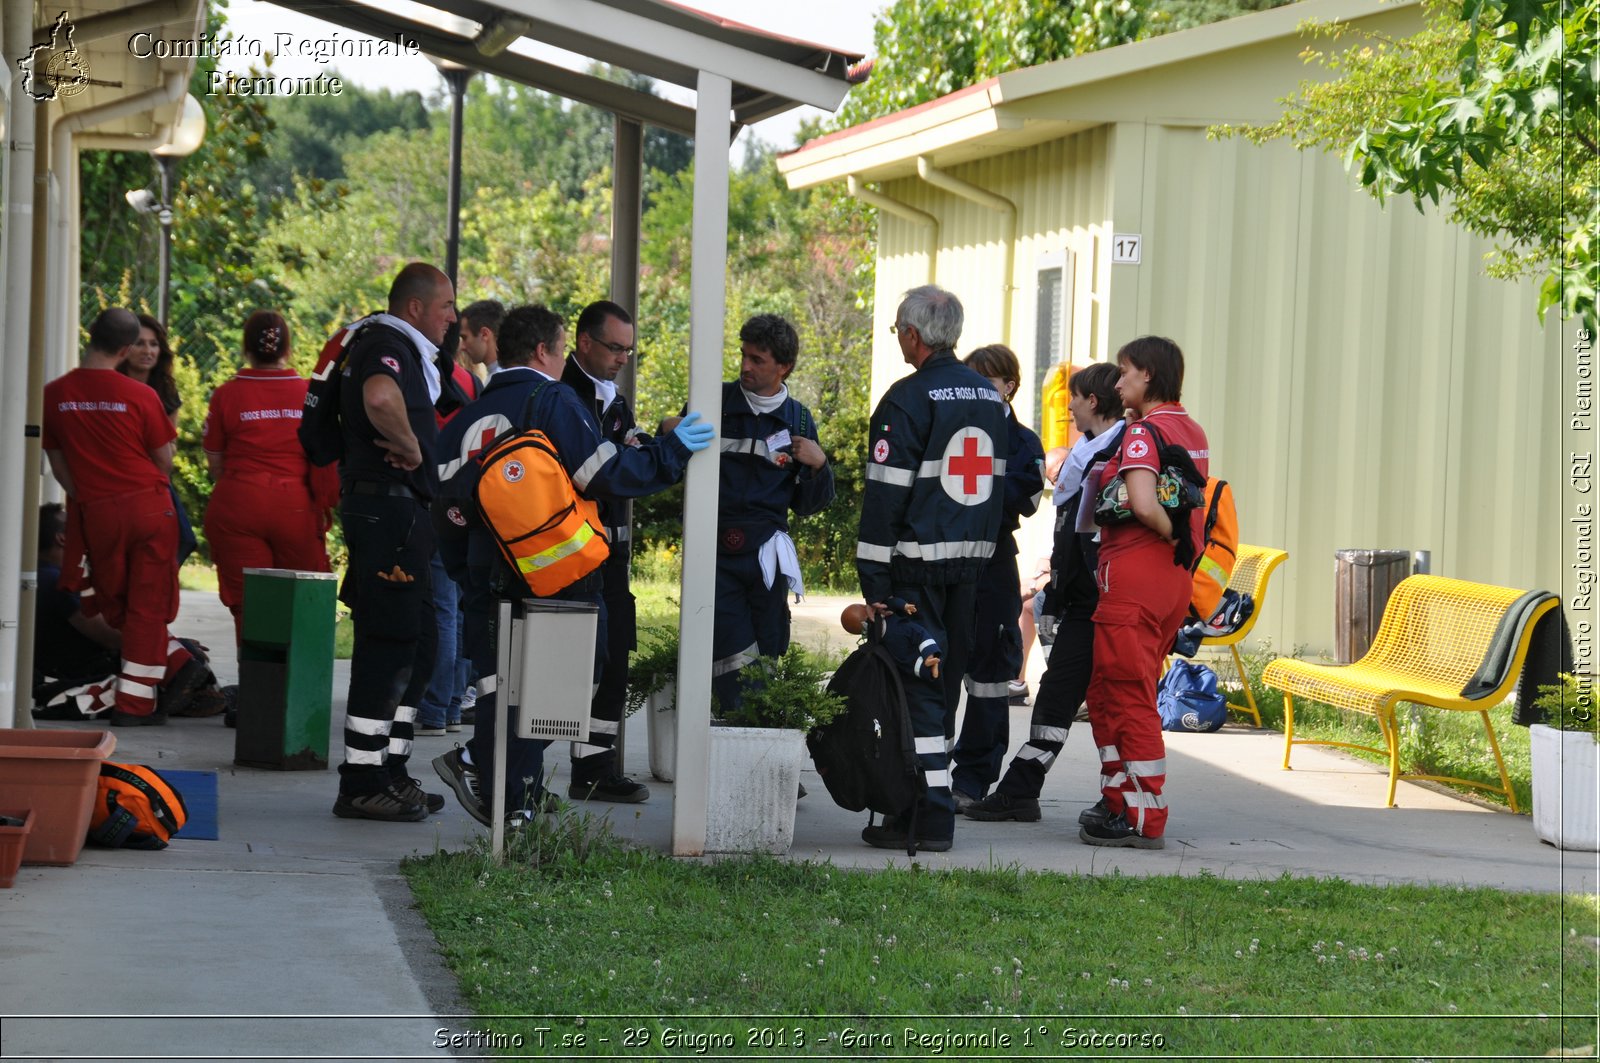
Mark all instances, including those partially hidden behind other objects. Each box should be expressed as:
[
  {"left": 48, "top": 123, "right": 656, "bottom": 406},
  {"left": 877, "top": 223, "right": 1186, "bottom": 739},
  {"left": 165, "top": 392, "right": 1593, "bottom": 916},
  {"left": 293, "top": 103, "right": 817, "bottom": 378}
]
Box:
[{"left": 159, "top": 769, "right": 219, "bottom": 840}]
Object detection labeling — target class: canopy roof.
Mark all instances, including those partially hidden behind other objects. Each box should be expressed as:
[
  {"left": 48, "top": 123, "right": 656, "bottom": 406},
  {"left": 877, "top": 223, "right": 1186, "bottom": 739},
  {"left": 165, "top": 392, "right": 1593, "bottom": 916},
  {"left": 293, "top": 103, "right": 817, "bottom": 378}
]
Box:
[{"left": 268, "top": 0, "right": 866, "bottom": 135}]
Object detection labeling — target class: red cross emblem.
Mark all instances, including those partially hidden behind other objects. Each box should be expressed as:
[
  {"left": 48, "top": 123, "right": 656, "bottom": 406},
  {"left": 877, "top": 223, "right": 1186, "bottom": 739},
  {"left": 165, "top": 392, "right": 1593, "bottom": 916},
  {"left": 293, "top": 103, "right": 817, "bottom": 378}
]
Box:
[{"left": 939, "top": 428, "right": 996, "bottom": 506}]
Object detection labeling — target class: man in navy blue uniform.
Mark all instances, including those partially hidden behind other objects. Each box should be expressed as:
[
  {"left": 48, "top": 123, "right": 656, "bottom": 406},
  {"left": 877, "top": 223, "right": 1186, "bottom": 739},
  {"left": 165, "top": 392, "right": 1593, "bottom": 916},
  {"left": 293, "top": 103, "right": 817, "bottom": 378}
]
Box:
[
  {"left": 855, "top": 286, "right": 1008, "bottom": 852},
  {"left": 561, "top": 300, "right": 652, "bottom": 802},
  {"left": 701, "top": 315, "right": 834, "bottom": 716},
  {"left": 333, "top": 262, "right": 456, "bottom": 823},
  {"left": 430, "top": 304, "right": 715, "bottom": 825}
]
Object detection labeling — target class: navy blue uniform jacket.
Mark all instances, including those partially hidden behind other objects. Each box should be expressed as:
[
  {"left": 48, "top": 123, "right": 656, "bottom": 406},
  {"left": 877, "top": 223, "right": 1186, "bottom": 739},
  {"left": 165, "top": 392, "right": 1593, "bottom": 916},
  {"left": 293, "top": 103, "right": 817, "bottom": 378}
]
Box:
[
  {"left": 433, "top": 366, "right": 691, "bottom": 586},
  {"left": 716, "top": 382, "right": 834, "bottom": 552},
  {"left": 856, "top": 349, "right": 1010, "bottom": 603}
]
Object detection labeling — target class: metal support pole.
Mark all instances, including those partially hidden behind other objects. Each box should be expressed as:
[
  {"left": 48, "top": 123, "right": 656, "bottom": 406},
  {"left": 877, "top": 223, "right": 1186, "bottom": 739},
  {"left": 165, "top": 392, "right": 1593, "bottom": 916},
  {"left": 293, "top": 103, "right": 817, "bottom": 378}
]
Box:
[
  {"left": 156, "top": 154, "right": 174, "bottom": 325},
  {"left": 1, "top": 0, "right": 38, "bottom": 728},
  {"left": 18, "top": 98, "right": 53, "bottom": 727},
  {"left": 670, "top": 71, "right": 731, "bottom": 856},
  {"left": 440, "top": 65, "right": 472, "bottom": 289},
  {"left": 610, "top": 114, "right": 643, "bottom": 769}
]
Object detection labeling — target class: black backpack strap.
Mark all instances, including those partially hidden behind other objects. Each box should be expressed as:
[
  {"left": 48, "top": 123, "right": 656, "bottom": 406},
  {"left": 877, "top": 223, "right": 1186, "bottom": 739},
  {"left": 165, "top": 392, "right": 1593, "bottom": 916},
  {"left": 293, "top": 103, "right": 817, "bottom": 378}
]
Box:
[
  {"left": 518, "top": 379, "right": 556, "bottom": 433},
  {"left": 86, "top": 792, "right": 138, "bottom": 849},
  {"left": 867, "top": 620, "right": 922, "bottom": 856}
]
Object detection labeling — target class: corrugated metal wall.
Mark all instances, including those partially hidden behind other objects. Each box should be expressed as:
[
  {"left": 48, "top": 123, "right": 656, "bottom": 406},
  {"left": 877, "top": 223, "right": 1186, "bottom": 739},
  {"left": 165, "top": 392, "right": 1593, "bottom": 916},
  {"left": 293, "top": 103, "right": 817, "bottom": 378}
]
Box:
[
  {"left": 865, "top": 124, "right": 1564, "bottom": 655},
  {"left": 1130, "top": 125, "right": 1562, "bottom": 653},
  {"left": 870, "top": 126, "right": 1110, "bottom": 422}
]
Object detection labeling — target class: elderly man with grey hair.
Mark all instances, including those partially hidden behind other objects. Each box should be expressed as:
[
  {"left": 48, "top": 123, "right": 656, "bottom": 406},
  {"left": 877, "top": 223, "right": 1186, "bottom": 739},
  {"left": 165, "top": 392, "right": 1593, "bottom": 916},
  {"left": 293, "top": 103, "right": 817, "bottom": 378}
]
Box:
[{"left": 853, "top": 285, "right": 1010, "bottom": 853}]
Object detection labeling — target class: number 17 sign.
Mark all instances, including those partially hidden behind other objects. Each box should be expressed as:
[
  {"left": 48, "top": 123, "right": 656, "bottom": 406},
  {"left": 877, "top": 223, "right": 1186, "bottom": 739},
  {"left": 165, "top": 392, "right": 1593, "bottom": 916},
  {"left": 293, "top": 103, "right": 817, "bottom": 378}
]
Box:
[{"left": 1112, "top": 233, "right": 1142, "bottom": 264}]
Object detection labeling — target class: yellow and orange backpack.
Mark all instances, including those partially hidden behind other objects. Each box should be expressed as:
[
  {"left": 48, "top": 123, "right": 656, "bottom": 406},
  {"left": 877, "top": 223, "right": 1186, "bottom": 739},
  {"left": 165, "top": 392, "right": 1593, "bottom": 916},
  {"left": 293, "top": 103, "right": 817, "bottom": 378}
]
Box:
[
  {"left": 1189, "top": 478, "right": 1238, "bottom": 620},
  {"left": 87, "top": 762, "right": 187, "bottom": 850},
  {"left": 472, "top": 383, "right": 610, "bottom": 597}
]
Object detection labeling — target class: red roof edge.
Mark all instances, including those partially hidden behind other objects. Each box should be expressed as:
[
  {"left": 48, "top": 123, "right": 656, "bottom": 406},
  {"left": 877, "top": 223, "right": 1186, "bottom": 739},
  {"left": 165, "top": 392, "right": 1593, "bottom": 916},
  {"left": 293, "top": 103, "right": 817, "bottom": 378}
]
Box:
[{"left": 780, "top": 76, "right": 999, "bottom": 159}]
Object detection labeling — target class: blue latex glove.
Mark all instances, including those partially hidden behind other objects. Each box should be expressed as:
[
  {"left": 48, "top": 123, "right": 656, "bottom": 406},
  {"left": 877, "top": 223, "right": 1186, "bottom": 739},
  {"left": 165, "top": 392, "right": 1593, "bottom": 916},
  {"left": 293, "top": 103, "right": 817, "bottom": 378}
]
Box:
[{"left": 673, "top": 411, "right": 716, "bottom": 452}]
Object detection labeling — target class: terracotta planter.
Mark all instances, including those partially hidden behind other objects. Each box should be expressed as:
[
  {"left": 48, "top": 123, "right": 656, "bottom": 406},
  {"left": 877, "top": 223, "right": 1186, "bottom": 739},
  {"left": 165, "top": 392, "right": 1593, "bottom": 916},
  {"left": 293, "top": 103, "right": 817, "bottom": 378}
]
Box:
[
  {"left": 0, "top": 808, "right": 35, "bottom": 888},
  {"left": 648, "top": 682, "right": 677, "bottom": 783},
  {"left": 705, "top": 725, "right": 804, "bottom": 854},
  {"left": 1531, "top": 724, "right": 1600, "bottom": 852},
  {"left": 0, "top": 728, "right": 116, "bottom": 865}
]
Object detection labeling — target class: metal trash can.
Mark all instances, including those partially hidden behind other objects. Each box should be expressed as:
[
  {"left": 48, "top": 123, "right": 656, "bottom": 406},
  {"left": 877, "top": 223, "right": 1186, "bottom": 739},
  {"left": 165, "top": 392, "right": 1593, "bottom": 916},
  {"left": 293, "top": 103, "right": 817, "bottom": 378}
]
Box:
[
  {"left": 1334, "top": 549, "right": 1412, "bottom": 664},
  {"left": 234, "top": 568, "right": 337, "bottom": 770}
]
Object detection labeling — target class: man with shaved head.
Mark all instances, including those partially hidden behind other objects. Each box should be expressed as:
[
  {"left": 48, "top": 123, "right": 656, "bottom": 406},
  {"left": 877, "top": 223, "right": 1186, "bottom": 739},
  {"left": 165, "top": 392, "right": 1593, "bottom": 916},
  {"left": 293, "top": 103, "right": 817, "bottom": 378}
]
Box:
[
  {"left": 42, "top": 308, "right": 185, "bottom": 726},
  {"left": 331, "top": 261, "right": 457, "bottom": 822}
]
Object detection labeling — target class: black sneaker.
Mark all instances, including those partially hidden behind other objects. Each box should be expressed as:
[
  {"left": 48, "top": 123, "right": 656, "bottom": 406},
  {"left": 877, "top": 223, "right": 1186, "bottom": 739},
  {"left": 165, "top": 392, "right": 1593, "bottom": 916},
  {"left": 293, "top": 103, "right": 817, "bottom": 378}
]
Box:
[
  {"left": 964, "top": 792, "right": 1042, "bottom": 822},
  {"left": 567, "top": 774, "right": 649, "bottom": 804},
  {"left": 110, "top": 709, "right": 167, "bottom": 727},
  {"left": 1078, "top": 812, "right": 1164, "bottom": 850},
  {"left": 221, "top": 685, "right": 240, "bottom": 729},
  {"left": 951, "top": 789, "right": 979, "bottom": 814},
  {"left": 333, "top": 784, "right": 428, "bottom": 823},
  {"left": 1007, "top": 680, "right": 1029, "bottom": 706},
  {"left": 1078, "top": 798, "right": 1112, "bottom": 828},
  {"left": 395, "top": 776, "right": 446, "bottom": 814},
  {"left": 432, "top": 747, "right": 490, "bottom": 826},
  {"left": 173, "top": 684, "right": 228, "bottom": 718},
  {"left": 861, "top": 818, "right": 952, "bottom": 853}
]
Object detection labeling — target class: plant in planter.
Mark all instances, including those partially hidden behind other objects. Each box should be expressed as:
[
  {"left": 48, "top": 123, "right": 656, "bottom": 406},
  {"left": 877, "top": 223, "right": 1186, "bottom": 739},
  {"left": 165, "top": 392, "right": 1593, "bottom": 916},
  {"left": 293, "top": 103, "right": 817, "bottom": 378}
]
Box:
[
  {"left": 705, "top": 646, "right": 847, "bottom": 854},
  {"left": 723, "top": 645, "right": 848, "bottom": 733},
  {"left": 628, "top": 628, "right": 680, "bottom": 783},
  {"left": 1529, "top": 674, "right": 1600, "bottom": 851}
]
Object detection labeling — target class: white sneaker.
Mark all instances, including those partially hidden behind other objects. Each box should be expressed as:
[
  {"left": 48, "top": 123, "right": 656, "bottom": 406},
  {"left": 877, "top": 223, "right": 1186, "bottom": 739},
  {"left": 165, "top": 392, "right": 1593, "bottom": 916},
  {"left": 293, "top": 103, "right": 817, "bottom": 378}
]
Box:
[{"left": 460, "top": 686, "right": 478, "bottom": 711}]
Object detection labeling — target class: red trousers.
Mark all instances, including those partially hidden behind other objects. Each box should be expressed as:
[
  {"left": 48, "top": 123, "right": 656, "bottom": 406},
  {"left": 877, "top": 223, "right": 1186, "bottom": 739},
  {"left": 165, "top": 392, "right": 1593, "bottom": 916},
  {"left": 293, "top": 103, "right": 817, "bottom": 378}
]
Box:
[
  {"left": 205, "top": 474, "right": 330, "bottom": 644},
  {"left": 79, "top": 487, "right": 180, "bottom": 717},
  {"left": 1086, "top": 537, "right": 1191, "bottom": 839}
]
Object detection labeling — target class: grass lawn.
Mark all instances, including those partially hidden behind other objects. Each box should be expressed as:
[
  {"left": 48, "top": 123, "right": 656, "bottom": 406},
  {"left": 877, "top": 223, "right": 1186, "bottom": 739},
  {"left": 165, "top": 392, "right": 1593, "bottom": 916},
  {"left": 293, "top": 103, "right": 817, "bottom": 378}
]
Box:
[
  {"left": 404, "top": 828, "right": 1597, "bottom": 1058},
  {"left": 177, "top": 560, "right": 219, "bottom": 593}
]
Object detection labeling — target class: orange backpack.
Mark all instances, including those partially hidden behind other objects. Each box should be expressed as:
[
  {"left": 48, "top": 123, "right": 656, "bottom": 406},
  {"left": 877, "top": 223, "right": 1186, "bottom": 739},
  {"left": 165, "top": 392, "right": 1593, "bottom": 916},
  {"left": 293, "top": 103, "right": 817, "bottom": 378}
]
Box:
[
  {"left": 473, "top": 384, "right": 609, "bottom": 597},
  {"left": 87, "top": 762, "right": 188, "bottom": 850},
  {"left": 1189, "top": 478, "right": 1238, "bottom": 619}
]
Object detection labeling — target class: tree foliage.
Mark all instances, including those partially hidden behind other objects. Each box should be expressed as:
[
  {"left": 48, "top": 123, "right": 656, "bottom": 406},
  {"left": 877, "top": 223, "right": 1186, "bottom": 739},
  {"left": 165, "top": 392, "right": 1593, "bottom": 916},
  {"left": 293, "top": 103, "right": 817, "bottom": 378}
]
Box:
[
  {"left": 837, "top": 0, "right": 1298, "bottom": 127},
  {"left": 1219, "top": 0, "right": 1598, "bottom": 331},
  {"left": 839, "top": 0, "right": 1152, "bottom": 126}
]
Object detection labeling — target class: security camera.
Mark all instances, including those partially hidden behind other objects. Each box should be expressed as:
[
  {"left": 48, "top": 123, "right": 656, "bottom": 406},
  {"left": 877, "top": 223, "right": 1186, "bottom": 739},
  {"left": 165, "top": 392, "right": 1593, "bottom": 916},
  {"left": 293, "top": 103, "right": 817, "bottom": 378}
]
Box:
[{"left": 124, "top": 188, "right": 160, "bottom": 213}]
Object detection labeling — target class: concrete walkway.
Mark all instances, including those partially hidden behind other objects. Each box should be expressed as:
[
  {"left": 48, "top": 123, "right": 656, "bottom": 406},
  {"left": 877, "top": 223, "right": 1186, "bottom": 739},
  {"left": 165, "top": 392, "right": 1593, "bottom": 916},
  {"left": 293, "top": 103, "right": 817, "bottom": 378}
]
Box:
[{"left": 1, "top": 591, "right": 1592, "bottom": 1061}]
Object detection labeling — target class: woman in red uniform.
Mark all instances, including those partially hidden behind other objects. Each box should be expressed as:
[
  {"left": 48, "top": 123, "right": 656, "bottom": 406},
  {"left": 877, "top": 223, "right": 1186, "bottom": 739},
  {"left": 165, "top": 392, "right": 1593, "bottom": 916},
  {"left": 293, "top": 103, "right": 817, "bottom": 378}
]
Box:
[
  {"left": 119, "top": 313, "right": 201, "bottom": 563},
  {"left": 203, "top": 310, "right": 335, "bottom": 643},
  {"left": 120, "top": 314, "right": 182, "bottom": 425},
  {"left": 1079, "top": 336, "right": 1209, "bottom": 851}
]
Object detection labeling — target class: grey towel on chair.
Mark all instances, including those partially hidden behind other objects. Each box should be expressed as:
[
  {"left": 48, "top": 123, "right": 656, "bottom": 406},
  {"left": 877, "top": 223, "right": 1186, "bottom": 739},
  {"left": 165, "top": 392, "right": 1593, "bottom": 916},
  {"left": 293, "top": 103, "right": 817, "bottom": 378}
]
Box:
[{"left": 1454, "top": 590, "right": 1571, "bottom": 723}]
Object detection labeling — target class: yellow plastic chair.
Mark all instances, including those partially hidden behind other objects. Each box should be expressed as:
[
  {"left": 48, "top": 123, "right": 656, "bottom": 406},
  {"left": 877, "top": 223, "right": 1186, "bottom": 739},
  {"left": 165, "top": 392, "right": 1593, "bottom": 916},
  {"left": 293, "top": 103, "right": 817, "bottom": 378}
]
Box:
[
  {"left": 1262, "top": 575, "right": 1554, "bottom": 811},
  {"left": 1197, "top": 544, "right": 1288, "bottom": 728}
]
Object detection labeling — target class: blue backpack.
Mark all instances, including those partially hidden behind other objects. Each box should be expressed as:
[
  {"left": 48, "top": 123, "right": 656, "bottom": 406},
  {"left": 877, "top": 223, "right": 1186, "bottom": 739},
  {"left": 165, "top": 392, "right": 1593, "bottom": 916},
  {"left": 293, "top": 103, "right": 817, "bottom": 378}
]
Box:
[{"left": 1157, "top": 660, "right": 1227, "bottom": 733}]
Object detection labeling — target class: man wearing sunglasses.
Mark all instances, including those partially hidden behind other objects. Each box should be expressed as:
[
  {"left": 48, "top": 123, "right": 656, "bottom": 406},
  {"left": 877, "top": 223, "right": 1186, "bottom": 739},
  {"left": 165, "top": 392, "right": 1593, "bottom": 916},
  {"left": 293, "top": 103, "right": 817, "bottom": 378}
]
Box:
[{"left": 561, "top": 300, "right": 653, "bottom": 803}]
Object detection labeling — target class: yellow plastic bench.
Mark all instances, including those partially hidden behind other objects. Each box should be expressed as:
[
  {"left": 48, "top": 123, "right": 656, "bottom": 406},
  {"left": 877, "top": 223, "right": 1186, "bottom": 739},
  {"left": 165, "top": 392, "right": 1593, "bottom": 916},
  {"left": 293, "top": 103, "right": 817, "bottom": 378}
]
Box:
[
  {"left": 1261, "top": 575, "right": 1558, "bottom": 812},
  {"left": 1199, "top": 544, "right": 1288, "bottom": 728}
]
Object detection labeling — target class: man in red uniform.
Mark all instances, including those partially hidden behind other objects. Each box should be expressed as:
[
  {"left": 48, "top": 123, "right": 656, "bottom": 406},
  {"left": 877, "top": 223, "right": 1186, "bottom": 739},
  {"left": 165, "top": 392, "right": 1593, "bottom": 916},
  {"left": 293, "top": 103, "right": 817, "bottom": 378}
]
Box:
[{"left": 43, "top": 308, "right": 186, "bottom": 726}]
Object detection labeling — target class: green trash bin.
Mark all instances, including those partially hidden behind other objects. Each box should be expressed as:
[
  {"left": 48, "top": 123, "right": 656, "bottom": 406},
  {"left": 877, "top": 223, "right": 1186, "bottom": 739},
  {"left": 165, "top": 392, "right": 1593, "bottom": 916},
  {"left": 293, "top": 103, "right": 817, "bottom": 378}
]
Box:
[{"left": 234, "top": 568, "right": 337, "bottom": 770}]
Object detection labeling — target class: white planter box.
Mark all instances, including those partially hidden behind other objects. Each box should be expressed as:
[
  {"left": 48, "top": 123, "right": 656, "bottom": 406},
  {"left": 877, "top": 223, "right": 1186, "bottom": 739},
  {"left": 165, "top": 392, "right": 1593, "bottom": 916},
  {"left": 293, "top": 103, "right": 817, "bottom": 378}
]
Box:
[
  {"left": 1530, "top": 723, "right": 1600, "bottom": 852},
  {"left": 705, "top": 725, "right": 804, "bottom": 854},
  {"left": 647, "top": 682, "right": 677, "bottom": 783}
]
